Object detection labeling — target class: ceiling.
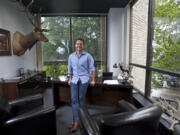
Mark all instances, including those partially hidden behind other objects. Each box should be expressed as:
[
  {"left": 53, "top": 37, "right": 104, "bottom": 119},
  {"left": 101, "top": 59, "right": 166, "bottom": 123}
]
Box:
[{"left": 21, "top": 0, "right": 133, "bottom": 14}]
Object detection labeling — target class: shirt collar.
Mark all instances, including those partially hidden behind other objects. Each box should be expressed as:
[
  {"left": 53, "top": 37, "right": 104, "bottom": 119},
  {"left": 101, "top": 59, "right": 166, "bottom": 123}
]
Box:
[
  {"left": 82, "top": 50, "right": 86, "bottom": 55},
  {"left": 74, "top": 50, "right": 86, "bottom": 56}
]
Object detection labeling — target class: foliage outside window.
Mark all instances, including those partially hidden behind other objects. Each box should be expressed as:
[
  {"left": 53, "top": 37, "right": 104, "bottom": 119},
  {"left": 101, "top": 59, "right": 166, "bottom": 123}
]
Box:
[
  {"left": 152, "top": 0, "right": 180, "bottom": 72},
  {"left": 151, "top": 0, "right": 180, "bottom": 103},
  {"left": 43, "top": 65, "right": 68, "bottom": 78},
  {"left": 41, "top": 16, "right": 106, "bottom": 78}
]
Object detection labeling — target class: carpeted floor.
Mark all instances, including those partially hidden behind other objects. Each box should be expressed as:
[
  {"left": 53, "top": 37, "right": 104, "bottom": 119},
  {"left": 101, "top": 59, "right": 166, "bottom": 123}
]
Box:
[
  {"left": 56, "top": 104, "right": 113, "bottom": 135},
  {"left": 43, "top": 88, "right": 114, "bottom": 135},
  {"left": 56, "top": 105, "right": 81, "bottom": 135}
]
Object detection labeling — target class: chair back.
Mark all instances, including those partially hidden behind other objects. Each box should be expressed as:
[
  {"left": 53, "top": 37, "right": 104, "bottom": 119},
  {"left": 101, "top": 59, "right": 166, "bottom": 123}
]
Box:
[{"left": 102, "top": 72, "right": 113, "bottom": 80}]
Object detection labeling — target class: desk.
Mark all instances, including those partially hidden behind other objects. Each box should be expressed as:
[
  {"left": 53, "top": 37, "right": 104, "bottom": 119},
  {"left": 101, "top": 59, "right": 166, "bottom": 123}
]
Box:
[
  {"left": 52, "top": 77, "right": 133, "bottom": 107},
  {"left": 0, "top": 71, "right": 46, "bottom": 101}
]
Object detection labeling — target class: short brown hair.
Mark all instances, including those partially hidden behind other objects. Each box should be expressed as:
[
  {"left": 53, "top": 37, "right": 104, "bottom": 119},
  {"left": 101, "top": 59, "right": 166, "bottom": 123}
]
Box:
[{"left": 76, "top": 38, "right": 84, "bottom": 44}]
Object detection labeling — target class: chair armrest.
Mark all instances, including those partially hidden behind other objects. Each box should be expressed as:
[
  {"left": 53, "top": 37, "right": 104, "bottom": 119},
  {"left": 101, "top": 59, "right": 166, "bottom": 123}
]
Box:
[
  {"left": 8, "top": 94, "right": 43, "bottom": 106},
  {"left": 4, "top": 105, "right": 55, "bottom": 126},
  {"left": 8, "top": 94, "right": 43, "bottom": 115},
  {"left": 79, "top": 106, "right": 100, "bottom": 135},
  {"left": 2, "top": 105, "right": 56, "bottom": 135}
]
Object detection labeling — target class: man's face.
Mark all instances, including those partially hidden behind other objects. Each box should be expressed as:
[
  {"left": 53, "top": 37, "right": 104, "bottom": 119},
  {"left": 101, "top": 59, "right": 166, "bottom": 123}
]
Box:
[{"left": 75, "top": 40, "right": 84, "bottom": 52}]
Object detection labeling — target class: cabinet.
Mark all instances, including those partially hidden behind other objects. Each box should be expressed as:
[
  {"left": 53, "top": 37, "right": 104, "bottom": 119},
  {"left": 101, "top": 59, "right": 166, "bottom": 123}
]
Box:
[{"left": 0, "top": 71, "right": 46, "bottom": 101}]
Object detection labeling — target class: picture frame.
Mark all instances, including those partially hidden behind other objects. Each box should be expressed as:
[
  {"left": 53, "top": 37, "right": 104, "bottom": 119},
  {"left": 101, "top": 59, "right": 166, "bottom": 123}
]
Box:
[{"left": 0, "top": 29, "right": 11, "bottom": 56}]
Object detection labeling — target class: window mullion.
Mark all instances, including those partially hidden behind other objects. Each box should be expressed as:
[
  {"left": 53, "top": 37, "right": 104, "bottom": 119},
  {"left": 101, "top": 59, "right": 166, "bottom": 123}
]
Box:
[
  {"left": 69, "top": 17, "right": 73, "bottom": 53},
  {"left": 145, "top": 0, "right": 155, "bottom": 97}
]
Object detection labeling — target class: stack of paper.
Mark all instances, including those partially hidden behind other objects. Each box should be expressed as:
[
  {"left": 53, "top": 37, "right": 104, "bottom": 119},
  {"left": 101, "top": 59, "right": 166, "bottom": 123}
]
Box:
[{"left": 103, "top": 80, "right": 119, "bottom": 85}]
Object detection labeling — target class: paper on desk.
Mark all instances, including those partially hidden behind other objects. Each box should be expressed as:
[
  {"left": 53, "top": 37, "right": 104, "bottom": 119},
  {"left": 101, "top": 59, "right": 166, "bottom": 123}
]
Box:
[{"left": 103, "top": 80, "right": 119, "bottom": 85}]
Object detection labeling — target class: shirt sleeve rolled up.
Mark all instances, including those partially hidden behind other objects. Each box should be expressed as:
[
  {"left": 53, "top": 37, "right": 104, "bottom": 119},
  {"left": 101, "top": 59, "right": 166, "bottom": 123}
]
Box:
[
  {"left": 88, "top": 55, "right": 95, "bottom": 72},
  {"left": 68, "top": 56, "right": 73, "bottom": 75}
]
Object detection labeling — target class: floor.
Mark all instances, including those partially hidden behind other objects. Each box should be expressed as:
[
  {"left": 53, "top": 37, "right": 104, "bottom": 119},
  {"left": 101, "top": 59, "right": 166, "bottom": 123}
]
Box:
[
  {"left": 56, "top": 104, "right": 113, "bottom": 135},
  {"left": 43, "top": 88, "right": 113, "bottom": 135}
]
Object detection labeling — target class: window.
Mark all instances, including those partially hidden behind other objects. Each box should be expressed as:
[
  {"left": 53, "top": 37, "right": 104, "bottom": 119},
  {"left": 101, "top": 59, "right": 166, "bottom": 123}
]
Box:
[
  {"left": 130, "top": 0, "right": 149, "bottom": 94},
  {"left": 150, "top": 0, "right": 180, "bottom": 104},
  {"left": 71, "top": 17, "right": 106, "bottom": 64},
  {"left": 130, "top": 0, "right": 180, "bottom": 104},
  {"left": 41, "top": 16, "right": 106, "bottom": 77},
  {"left": 42, "top": 17, "right": 70, "bottom": 62},
  {"left": 152, "top": 0, "right": 180, "bottom": 72}
]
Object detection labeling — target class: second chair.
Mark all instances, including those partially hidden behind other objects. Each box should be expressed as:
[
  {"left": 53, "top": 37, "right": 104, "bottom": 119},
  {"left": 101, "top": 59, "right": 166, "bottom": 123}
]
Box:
[{"left": 79, "top": 100, "right": 162, "bottom": 135}]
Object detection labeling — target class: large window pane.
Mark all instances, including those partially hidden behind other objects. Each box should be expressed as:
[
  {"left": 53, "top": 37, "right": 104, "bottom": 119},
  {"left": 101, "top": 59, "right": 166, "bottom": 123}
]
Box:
[
  {"left": 71, "top": 16, "right": 106, "bottom": 64},
  {"left": 130, "top": 0, "right": 149, "bottom": 65},
  {"left": 152, "top": 0, "right": 180, "bottom": 72},
  {"left": 131, "top": 66, "right": 146, "bottom": 93},
  {"left": 41, "top": 16, "right": 106, "bottom": 77},
  {"left": 42, "top": 17, "right": 70, "bottom": 62}
]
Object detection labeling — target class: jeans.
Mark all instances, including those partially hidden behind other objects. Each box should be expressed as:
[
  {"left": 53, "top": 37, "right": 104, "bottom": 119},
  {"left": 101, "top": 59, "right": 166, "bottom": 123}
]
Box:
[{"left": 70, "top": 79, "right": 89, "bottom": 122}]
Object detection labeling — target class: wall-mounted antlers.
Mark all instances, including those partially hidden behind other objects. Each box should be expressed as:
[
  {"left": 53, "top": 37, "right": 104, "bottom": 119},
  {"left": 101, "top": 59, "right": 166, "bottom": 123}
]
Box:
[{"left": 12, "top": 0, "right": 49, "bottom": 56}]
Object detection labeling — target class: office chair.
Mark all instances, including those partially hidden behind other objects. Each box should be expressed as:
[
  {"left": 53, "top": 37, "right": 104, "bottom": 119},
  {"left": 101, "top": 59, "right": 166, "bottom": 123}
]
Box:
[
  {"left": 102, "top": 72, "right": 113, "bottom": 80},
  {"left": 79, "top": 100, "right": 162, "bottom": 135}
]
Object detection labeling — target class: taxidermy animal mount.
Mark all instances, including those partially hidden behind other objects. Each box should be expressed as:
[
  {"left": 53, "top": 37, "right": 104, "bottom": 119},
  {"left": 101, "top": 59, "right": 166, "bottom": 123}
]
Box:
[{"left": 11, "top": 0, "right": 49, "bottom": 56}]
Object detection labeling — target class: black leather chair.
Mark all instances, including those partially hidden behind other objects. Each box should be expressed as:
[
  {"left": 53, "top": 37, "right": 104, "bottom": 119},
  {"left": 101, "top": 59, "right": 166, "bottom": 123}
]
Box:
[
  {"left": 102, "top": 72, "right": 113, "bottom": 80},
  {"left": 0, "top": 94, "right": 56, "bottom": 135},
  {"left": 79, "top": 100, "right": 162, "bottom": 135}
]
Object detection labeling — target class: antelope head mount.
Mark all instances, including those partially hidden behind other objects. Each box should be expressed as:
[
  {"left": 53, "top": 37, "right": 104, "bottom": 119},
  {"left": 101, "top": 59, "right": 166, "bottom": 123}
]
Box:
[{"left": 12, "top": 0, "right": 49, "bottom": 56}]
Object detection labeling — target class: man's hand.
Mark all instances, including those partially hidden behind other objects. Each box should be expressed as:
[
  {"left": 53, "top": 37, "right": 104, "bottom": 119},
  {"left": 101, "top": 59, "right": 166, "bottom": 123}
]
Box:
[
  {"left": 90, "top": 80, "right": 95, "bottom": 86},
  {"left": 90, "top": 71, "right": 95, "bottom": 86},
  {"left": 68, "top": 79, "right": 71, "bottom": 85},
  {"left": 68, "top": 74, "right": 72, "bottom": 85}
]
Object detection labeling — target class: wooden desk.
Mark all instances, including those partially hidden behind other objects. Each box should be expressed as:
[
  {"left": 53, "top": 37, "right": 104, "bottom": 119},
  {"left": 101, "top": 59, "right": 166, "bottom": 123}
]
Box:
[
  {"left": 52, "top": 77, "right": 133, "bottom": 107},
  {"left": 0, "top": 71, "right": 46, "bottom": 101}
]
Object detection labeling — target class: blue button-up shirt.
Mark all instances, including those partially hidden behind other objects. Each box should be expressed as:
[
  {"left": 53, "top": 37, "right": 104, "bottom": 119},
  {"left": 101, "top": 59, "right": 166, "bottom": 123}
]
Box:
[{"left": 68, "top": 51, "right": 95, "bottom": 84}]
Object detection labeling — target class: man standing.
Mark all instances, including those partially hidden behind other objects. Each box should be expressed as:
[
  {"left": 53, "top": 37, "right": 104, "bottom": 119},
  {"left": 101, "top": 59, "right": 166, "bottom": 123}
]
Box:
[{"left": 68, "top": 38, "right": 95, "bottom": 132}]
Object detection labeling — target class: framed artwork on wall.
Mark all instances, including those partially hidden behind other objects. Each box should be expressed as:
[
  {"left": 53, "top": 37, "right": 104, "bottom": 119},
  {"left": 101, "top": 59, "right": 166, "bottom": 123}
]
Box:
[{"left": 0, "top": 29, "right": 11, "bottom": 56}]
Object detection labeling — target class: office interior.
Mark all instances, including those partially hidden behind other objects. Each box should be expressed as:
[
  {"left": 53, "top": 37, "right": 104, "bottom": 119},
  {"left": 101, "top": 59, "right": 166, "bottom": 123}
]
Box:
[{"left": 0, "top": 0, "right": 179, "bottom": 135}]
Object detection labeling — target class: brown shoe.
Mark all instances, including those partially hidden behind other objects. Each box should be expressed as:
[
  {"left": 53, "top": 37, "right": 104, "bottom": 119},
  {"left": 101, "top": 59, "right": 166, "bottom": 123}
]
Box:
[
  {"left": 70, "top": 122, "right": 79, "bottom": 132},
  {"left": 69, "top": 122, "right": 74, "bottom": 129}
]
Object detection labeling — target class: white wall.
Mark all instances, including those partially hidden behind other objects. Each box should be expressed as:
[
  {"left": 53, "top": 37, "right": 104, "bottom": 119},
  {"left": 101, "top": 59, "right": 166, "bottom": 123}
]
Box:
[
  {"left": 0, "top": 0, "right": 37, "bottom": 78},
  {"left": 107, "top": 6, "right": 130, "bottom": 76}
]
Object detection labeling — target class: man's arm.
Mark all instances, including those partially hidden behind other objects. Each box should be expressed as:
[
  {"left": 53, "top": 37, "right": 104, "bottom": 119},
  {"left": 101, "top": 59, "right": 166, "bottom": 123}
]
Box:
[
  {"left": 88, "top": 55, "right": 95, "bottom": 86},
  {"left": 68, "top": 56, "right": 73, "bottom": 85}
]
